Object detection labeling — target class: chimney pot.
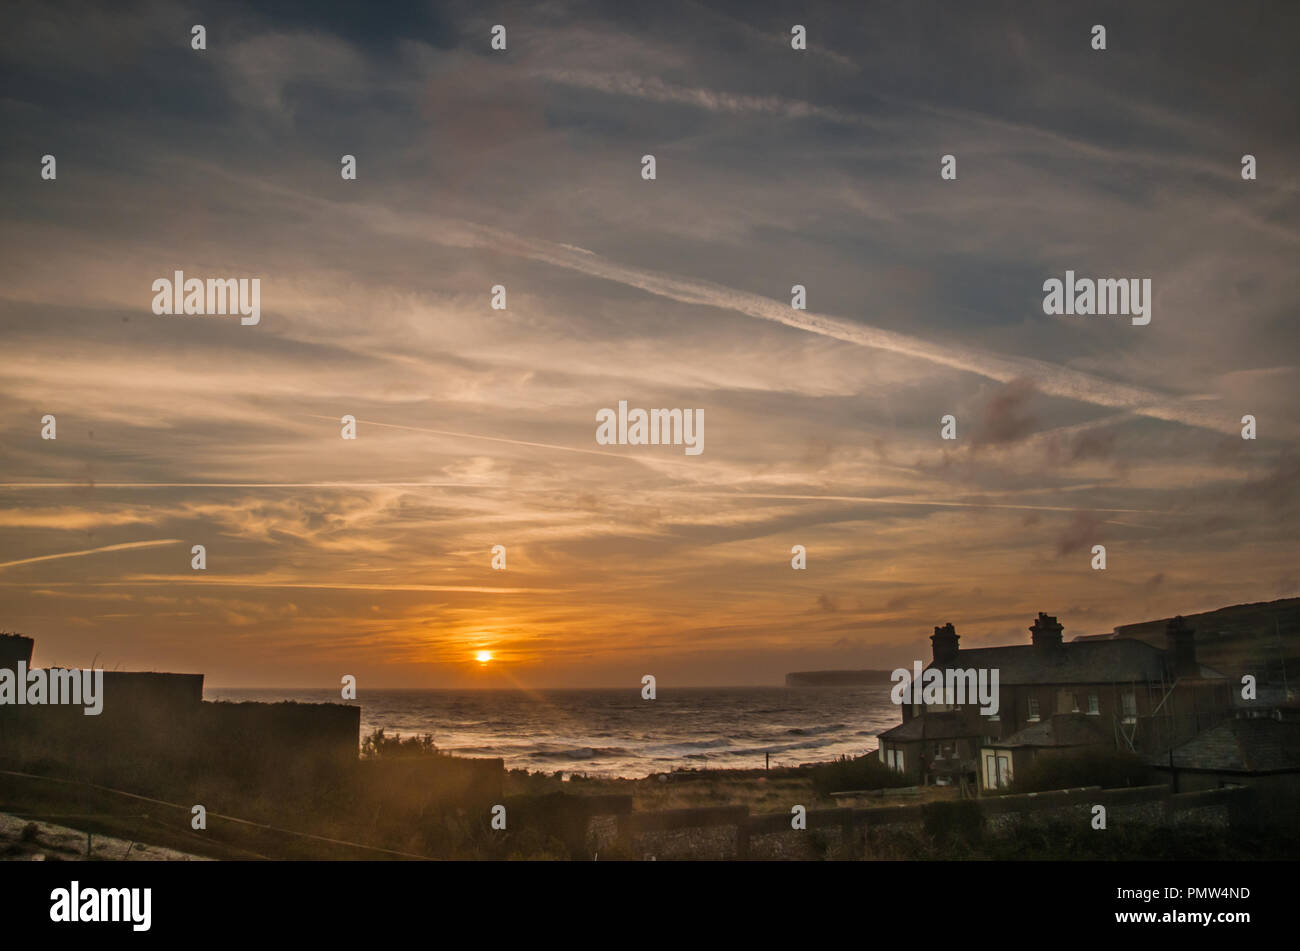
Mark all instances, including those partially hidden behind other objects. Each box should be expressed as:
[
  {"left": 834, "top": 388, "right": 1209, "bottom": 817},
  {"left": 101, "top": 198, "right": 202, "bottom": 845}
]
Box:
[
  {"left": 931, "top": 623, "right": 960, "bottom": 666},
  {"left": 1029, "top": 612, "right": 1064, "bottom": 651}
]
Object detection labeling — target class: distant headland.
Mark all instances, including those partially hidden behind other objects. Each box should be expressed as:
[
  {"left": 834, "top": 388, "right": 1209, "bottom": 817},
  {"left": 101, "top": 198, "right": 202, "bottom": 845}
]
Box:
[{"left": 785, "top": 669, "right": 895, "bottom": 687}]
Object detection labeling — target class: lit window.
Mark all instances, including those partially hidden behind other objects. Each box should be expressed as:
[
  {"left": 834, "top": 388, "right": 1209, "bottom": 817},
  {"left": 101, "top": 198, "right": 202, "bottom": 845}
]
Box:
[{"left": 984, "top": 752, "right": 1011, "bottom": 789}]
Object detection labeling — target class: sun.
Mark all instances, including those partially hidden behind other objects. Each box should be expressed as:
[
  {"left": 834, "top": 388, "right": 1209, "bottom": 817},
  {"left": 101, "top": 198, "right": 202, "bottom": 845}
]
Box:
[{"left": 475, "top": 650, "right": 493, "bottom": 664}]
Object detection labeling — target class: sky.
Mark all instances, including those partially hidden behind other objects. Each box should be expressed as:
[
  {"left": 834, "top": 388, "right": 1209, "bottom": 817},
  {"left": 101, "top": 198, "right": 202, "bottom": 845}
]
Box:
[{"left": 0, "top": 0, "right": 1297, "bottom": 687}]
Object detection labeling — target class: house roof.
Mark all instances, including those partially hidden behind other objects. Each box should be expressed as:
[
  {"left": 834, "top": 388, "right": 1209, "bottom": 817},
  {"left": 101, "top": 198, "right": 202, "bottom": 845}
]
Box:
[
  {"left": 877, "top": 714, "right": 979, "bottom": 743},
  {"left": 987, "top": 713, "right": 1111, "bottom": 750},
  {"left": 927, "top": 638, "right": 1225, "bottom": 686},
  {"left": 1149, "top": 718, "right": 1300, "bottom": 773}
]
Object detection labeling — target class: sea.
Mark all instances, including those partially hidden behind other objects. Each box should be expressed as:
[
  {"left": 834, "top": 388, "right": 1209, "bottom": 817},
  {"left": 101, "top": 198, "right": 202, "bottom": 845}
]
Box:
[{"left": 204, "top": 685, "right": 901, "bottom": 779}]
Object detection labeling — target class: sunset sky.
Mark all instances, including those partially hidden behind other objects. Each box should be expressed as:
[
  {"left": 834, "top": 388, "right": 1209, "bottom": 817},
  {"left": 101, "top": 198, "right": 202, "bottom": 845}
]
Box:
[{"left": 1, "top": 1, "right": 1297, "bottom": 687}]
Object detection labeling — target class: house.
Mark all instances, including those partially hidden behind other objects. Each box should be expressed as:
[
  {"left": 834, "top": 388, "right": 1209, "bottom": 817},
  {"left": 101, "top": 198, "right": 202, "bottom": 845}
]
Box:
[
  {"left": 874, "top": 711, "right": 979, "bottom": 788},
  {"left": 877, "top": 613, "right": 1232, "bottom": 791},
  {"left": 979, "top": 713, "right": 1111, "bottom": 791},
  {"left": 1149, "top": 715, "right": 1300, "bottom": 795}
]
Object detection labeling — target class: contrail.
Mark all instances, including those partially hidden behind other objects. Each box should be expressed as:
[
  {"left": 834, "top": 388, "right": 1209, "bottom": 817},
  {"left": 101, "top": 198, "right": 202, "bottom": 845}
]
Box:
[
  {"left": 303, "top": 415, "right": 694, "bottom": 464},
  {"left": 0, "top": 539, "right": 182, "bottom": 571},
  {"left": 369, "top": 212, "right": 1235, "bottom": 436},
  {"left": 196, "top": 163, "right": 1237, "bottom": 435},
  {"left": 693, "top": 492, "right": 1159, "bottom": 515},
  {"left": 0, "top": 476, "right": 1158, "bottom": 515},
  {"left": 0, "top": 482, "right": 500, "bottom": 489},
  {"left": 0, "top": 578, "right": 541, "bottom": 594},
  {"left": 532, "top": 69, "right": 879, "bottom": 126}
]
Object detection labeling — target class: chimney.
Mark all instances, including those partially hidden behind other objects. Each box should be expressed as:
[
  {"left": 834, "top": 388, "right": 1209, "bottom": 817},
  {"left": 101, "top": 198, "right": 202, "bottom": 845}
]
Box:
[
  {"left": 1029, "top": 612, "right": 1064, "bottom": 651},
  {"left": 931, "top": 622, "right": 959, "bottom": 666},
  {"left": 1166, "top": 616, "right": 1197, "bottom": 678}
]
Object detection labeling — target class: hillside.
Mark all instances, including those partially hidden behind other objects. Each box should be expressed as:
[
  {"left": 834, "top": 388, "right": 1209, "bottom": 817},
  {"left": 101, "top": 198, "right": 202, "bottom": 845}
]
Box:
[{"left": 1112, "top": 598, "right": 1300, "bottom": 683}]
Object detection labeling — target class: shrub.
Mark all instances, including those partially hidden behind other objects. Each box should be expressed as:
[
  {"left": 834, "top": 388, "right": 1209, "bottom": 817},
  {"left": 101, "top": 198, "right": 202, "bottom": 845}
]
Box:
[
  {"left": 360, "top": 728, "right": 438, "bottom": 759},
  {"left": 1008, "top": 747, "right": 1151, "bottom": 794},
  {"left": 811, "top": 753, "right": 906, "bottom": 797}
]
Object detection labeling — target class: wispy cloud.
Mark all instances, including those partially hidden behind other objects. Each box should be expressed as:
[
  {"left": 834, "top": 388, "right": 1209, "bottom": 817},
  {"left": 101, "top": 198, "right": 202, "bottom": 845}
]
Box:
[{"left": 0, "top": 0, "right": 1294, "bottom": 685}]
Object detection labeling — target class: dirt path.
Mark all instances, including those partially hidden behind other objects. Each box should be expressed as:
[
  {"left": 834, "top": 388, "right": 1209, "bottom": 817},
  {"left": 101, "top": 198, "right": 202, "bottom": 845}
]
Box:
[{"left": 0, "top": 812, "right": 210, "bottom": 862}]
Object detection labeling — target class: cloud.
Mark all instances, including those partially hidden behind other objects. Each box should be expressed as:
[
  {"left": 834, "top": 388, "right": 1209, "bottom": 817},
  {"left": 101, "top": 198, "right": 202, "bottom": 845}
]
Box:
[
  {"left": 0, "top": 0, "right": 1294, "bottom": 686},
  {"left": 533, "top": 69, "right": 879, "bottom": 126},
  {"left": 1055, "top": 512, "right": 1103, "bottom": 557},
  {"left": 975, "top": 378, "right": 1038, "bottom": 447}
]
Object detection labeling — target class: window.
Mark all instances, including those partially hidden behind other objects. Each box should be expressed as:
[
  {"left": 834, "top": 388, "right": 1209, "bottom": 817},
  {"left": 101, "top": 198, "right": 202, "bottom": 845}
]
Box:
[
  {"left": 1087, "top": 694, "right": 1100, "bottom": 715},
  {"left": 1070, "top": 693, "right": 1080, "bottom": 713},
  {"left": 983, "top": 752, "right": 1012, "bottom": 790},
  {"left": 894, "top": 750, "right": 905, "bottom": 773},
  {"left": 1121, "top": 692, "right": 1137, "bottom": 723},
  {"left": 1028, "top": 697, "right": 1040, "bottom": 721}
]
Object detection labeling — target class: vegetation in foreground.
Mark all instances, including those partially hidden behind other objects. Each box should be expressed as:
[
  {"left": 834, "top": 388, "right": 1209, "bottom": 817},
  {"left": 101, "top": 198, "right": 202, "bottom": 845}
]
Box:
[
  {"left": 3, "top": 732, "right": 1295, "bottom": 861},
  {"left": 1008, "top": 748, "right": 1154, "bottom": 795}
]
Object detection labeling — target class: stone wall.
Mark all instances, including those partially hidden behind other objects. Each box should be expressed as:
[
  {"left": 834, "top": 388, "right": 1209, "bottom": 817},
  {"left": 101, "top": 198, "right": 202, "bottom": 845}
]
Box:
[{"left": 572, "top": 783, "right": 1252, "bottom": 860}]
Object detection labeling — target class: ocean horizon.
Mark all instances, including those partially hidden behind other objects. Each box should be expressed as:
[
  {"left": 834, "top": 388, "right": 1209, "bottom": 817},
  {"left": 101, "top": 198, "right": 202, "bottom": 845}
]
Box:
[{"left": 204, "top": 684, "right": 899, "bottom": 779}]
